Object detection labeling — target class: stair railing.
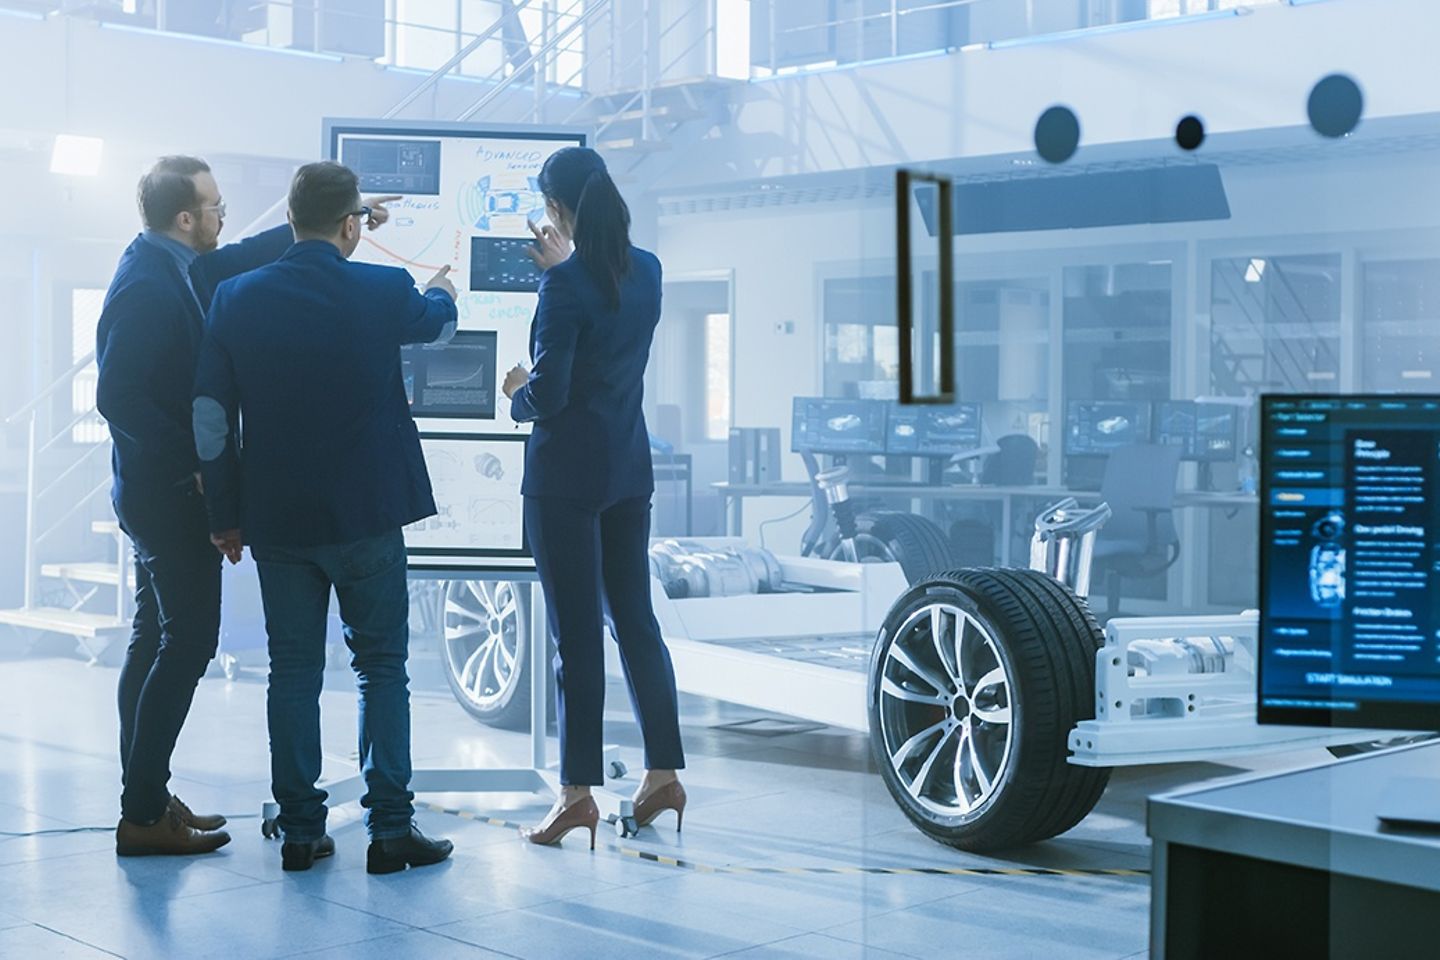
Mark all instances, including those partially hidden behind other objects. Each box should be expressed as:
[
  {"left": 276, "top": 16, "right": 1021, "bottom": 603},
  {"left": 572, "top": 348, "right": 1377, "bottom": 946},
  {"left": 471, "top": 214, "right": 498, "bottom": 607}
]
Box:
[{"left": 4, "top": 348, "right": 122, "bottom": 621}]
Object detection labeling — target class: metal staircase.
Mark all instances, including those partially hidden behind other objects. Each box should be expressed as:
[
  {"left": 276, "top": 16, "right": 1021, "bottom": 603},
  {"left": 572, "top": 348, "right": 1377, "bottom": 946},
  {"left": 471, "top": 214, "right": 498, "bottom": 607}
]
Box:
[
  {"left": 1, "top": 2, "right": 742, "bottom": 660},
  {"left": 0, "top": 354, "right": 131, "bottom": 663}
]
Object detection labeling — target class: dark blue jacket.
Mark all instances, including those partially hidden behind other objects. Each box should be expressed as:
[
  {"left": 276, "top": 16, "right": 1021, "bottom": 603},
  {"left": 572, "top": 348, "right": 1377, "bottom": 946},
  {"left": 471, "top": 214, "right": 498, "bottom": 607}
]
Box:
[
  {"left": 510, "top": 247, "right": 661, "bottom": 505},
  {"left": 95, "top": 226, "right": 293, "bottom": 499},
  {"left": 193, "top": 240, "right": 457, "bottom": 548}
]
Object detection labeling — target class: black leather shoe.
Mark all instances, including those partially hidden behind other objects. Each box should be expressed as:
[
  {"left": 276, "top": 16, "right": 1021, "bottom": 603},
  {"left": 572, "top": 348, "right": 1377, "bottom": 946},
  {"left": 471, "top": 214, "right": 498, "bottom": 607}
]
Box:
[
  {"left": 366, "top": 826, "right": 453, "bottom": 875},
  {"left": 281, "top": 834, "right": 335, "bottom": 872}
]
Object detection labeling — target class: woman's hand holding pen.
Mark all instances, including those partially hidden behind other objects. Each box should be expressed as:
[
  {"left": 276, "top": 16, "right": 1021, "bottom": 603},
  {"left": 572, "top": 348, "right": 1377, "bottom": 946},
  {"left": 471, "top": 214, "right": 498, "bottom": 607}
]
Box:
[{"left": 503, "top": 364, "right": 530, "bottom": 399}]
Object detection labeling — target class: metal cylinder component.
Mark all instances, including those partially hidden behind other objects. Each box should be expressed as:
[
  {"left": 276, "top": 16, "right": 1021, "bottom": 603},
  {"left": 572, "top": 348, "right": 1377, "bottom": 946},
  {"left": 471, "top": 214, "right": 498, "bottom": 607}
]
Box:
[
  {"left": 648, "top": 540, "right": 786, "bottom": 599},
  {"left": 1029, "top": 497, "right": 1112, "bottom": 598},
  {"left": 1127, "top": 636, "right": 1236, "bottom": 677}
]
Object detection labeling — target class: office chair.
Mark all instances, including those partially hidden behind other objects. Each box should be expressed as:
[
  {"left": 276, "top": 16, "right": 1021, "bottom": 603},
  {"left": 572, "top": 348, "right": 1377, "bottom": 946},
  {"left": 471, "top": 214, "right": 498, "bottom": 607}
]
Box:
[
  {"left": 1090, "top": 444, "right": 1182, "bottom": 620},
  {"left": 982, "top": 434, "right": 1040, "bottom": 485}
]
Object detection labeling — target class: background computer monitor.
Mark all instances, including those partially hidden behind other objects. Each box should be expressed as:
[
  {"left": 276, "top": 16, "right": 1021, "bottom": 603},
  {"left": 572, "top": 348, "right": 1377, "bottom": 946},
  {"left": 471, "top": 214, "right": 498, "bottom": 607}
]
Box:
[
  {"left": 791, "top": 398, "right": 889, "bottom": 455},
  {"left": 1155, "top": 400, "right": 1239, "bottom": 462},
  {"left": 1063, "top": 400, "right": 1154, "bottom": 456},
  {"left": 886, "top": 402, "right": 984, "bottom": 456},
  {"left": 1258, "top": 393, "right": 1440, "bottom": 730}
]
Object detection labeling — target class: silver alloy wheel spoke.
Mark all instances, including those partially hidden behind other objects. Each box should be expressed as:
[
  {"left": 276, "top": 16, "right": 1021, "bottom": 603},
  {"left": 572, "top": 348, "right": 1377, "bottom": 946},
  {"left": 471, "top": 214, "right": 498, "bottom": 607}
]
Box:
[
  {"left": 471, "top": 636, "right": 499, "bottom": 699},
  {"left": 929, "top": 606, "right": 956, "bottom": 683},
  {"left": 952, "top": 726, "right": 975, "bottom": 813},
  {"left": 965, "top": 720, "right": 994, "bottom": 796},
  {"left": 952, "top": 615, "right": 972, "bottom": 692},
  {"left": 880, "top": 676, "right": 950, "bottom": 707},
  {"left": 445, "top": 597, "right": 484, "bottom": 628},
  {"left": 886, "top": 644, "right": 949, "bottom": 695},
  {"left": 460, "top": 643, "right": 486, "bottom": 689},
  {"left": 446, "top": 581, "right": 522, "bottom": 711},
  {"left": 970, "top": 666, "right": 1011, "bottom": 725},
  {"left": 907, "top": 727, "right": 957, "bottom": 800},
  {"left": 880, "top": 601, "right": 1015, "bottom": 819},
  {"left": 890, "top": 719, "right": 949, "bottom": 772}
]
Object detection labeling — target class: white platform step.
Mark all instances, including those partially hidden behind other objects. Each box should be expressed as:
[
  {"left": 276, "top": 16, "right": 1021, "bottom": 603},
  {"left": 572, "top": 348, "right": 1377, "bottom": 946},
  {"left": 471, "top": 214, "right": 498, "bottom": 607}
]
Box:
[
  {"left": 0, "top": 606, "right": 128, "bottom": 639},
  {"left": 40, "top": 561, "right": 130, "bottom": 588},
  {"left": 597, "top": 137, "right": 673, "bottom": 154}
]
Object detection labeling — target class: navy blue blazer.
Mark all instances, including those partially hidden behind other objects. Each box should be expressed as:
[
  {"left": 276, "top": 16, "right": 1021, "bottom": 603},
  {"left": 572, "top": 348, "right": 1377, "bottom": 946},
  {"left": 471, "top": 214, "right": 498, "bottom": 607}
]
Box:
[
  {"left": 510, "top": 248, "right": 662, "bottom": 506},
  {"left": 96, "top": 226, "right": 293, "bottom": 499},
  {"left": 193, "top": 241, "right": 457, "bottom": 548}
]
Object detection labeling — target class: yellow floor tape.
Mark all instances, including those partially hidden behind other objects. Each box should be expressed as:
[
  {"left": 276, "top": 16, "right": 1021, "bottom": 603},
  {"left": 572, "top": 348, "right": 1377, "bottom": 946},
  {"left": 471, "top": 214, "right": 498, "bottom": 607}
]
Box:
[{"left": 418, "top": 801, "right": 1150, "bottom": 879}]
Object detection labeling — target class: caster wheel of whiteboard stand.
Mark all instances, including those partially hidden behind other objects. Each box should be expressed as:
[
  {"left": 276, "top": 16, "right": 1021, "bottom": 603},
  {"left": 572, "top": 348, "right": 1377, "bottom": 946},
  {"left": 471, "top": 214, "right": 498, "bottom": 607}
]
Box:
[
  {"left": 261, "top": 802, "right": 280, "bottom": 840},
  {"left": 609, "top": 760, "right": 628, "bottom": 780},
  {"left": 615, "top": 816, "right": 639, "bottom": 839}
]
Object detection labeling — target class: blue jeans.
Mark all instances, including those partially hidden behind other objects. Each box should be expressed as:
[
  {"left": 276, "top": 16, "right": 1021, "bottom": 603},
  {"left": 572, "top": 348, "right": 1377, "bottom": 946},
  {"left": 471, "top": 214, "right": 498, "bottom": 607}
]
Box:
[{"left": 252, "top": 529, "right": 414, "bottom": 841}]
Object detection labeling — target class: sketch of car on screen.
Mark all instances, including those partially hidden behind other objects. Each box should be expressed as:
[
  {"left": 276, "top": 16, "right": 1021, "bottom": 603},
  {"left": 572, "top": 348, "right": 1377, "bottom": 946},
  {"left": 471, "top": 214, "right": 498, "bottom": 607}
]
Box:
[
  {"left": 468, "top": 175, "right": 545, "bottom": 232},
  {"left": 1097, "top": 416, "right": 1131, "bottom": 435}
]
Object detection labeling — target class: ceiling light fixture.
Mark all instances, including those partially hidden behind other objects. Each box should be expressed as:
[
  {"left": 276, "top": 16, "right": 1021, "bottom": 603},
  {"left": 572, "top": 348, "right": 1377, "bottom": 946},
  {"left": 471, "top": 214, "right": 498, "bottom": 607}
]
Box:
[{"left": 51, "top": 135, "right": 104, "bottom": 177}]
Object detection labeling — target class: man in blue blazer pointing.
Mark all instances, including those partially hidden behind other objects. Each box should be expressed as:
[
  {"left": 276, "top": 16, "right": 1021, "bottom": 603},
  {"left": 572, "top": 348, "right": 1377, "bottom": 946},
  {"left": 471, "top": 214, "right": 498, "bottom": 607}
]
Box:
[
  {"left": 97, "top": 156, "right": 303, "bottom": 857},
  {"left": 193, "top": 161, "right": 457, "bottom": 874}
]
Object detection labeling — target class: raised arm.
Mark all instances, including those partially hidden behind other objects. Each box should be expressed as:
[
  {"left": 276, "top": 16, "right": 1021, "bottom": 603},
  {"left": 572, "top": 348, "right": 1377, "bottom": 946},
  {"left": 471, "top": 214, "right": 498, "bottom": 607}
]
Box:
[
  {"left": 190, "top": 224, "right": 293, "bottom": 302},
  {"left": 397, "top": 265, "right": 459, "bottom": 347}
]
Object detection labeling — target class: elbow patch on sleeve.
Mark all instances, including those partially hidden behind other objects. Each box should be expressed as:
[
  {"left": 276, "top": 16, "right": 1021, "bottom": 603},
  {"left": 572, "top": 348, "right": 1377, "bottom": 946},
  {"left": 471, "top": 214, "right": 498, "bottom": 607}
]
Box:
[{"left": 193, "top": 396, "right": 229, "bottom": 461}]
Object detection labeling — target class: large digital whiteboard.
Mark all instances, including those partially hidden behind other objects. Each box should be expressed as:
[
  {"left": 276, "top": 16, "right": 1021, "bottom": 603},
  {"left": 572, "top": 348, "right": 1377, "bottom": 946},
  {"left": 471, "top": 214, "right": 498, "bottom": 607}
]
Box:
[{"left": 324, "top": 119, "right": 585, "bottom": 575}]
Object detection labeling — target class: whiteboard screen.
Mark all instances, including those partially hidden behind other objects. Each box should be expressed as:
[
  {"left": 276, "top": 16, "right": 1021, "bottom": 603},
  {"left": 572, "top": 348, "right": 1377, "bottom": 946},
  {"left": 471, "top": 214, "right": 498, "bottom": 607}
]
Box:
[
  {"left": 325, "top": 119, "right": 584, "bottom": 575},
  {"left": 406, "top": 434, "right": 528, "bottom": 570}
]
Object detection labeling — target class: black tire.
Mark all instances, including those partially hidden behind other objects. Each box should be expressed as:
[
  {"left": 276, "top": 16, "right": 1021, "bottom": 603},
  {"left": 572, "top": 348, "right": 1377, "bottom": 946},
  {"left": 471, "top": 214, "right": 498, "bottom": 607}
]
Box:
[
  {"left": 832, "top": 511, "right": 957, "bottom": 585},
  {"left": 868, "top": 567, "right": 1111, "bottom": 852},
  {"left": 441, "top": 580, "right": 554, "bottom": 730}
]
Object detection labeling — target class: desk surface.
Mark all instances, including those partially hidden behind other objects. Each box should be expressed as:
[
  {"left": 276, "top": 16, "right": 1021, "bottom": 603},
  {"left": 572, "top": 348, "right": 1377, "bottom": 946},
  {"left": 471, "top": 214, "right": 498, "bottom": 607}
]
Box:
[
  {"left": 1149, "top": 741, "right": 1440, "bottom": 892},
  {"left": 712, "top": 481, "right": 1257, "bottom": 508}
]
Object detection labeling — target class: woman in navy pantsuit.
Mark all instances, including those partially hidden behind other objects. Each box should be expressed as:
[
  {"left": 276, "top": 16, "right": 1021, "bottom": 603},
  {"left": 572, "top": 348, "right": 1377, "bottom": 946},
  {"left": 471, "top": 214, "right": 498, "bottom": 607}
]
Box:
[{"left": 503, "top": 147, "right": 686, "bottom": 848}]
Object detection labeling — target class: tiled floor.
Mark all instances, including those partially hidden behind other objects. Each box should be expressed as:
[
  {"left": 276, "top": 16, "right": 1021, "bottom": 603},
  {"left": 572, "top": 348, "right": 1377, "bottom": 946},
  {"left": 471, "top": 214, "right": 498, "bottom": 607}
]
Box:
[{"left": 0, "top": 637, "right": 1334, "bottom": 960}]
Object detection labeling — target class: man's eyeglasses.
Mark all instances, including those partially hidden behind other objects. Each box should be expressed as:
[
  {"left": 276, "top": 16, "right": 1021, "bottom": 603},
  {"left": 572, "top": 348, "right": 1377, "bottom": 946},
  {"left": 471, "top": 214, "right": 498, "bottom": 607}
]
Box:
[
  {"left": 197, "top": 201, "right": 226, "bottom": 219},
  {"left": 340, "top": 205, "right": 372, "bottom": 225}
]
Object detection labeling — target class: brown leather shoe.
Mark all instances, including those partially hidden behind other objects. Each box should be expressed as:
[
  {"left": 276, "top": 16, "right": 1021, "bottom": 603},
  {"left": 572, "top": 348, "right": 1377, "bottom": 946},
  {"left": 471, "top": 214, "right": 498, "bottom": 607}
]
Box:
[
  {"left": 520, "top": 796, "right": 599, "bottom": 850},
  {"left": 116, "top": 807, "right": 231, "bottom": 857},
  {"left": 169, "top": 794, "right": 227, "bottom": 831},
  {"left": 634, "top": 780, "right": 687, "bottom": 832}
]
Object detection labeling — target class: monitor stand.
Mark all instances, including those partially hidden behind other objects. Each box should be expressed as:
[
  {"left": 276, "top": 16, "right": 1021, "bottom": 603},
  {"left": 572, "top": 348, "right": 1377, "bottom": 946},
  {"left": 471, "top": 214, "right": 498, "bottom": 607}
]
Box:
[{"left": 1376, "top": 777, "right": 1440, "bottom": 831}]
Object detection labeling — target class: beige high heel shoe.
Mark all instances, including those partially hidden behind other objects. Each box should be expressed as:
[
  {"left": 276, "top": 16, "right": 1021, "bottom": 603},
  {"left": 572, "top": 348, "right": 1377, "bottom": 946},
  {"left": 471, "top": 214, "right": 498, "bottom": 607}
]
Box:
[
  {"left": 633, "top": 781, "right": 687, "bottom": 832},
  {"left": 520, "top": 796, "right": 600, "bottom": 850}
]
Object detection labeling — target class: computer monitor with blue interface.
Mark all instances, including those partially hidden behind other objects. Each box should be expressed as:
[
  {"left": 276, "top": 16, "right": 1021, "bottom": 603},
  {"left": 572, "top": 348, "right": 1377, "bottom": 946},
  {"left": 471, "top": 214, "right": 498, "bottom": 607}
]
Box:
[
  {"left": 1155, "top": 400, "right": 1238, "bottom": 462},
  {"left": 791, "top": 398, "right": 889, "bottom": 455},
  {"left": 886, "top": 402, "right": 983, "bottom": 456},
  {"left": 1063, "top": 400, "right": 1153, "bottom": 456},
  {"left": 1258, "top": 394, "right": 1440, "bottom": 730}
]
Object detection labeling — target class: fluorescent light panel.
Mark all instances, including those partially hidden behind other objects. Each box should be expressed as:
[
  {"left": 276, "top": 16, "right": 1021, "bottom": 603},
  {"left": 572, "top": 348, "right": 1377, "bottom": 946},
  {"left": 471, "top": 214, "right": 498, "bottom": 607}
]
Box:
[{"left": 51, "top": 135, "right": 104, "bottom": 177}]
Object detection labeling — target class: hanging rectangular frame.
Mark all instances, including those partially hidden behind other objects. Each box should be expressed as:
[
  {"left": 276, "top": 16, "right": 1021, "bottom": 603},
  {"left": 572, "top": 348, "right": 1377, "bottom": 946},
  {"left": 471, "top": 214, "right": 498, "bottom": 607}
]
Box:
[{"left": 896, "top": 168, "right": 955, "bottom": 405}]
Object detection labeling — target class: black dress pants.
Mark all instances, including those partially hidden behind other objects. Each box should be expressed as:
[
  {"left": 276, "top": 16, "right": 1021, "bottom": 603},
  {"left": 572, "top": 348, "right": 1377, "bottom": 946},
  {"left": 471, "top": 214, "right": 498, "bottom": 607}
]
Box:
[
  {"left": 113, "top": 482, "right": 222, "bottom": 824},
  {"left": 525, "top": 495, "right": 685, "bottom": 786}
]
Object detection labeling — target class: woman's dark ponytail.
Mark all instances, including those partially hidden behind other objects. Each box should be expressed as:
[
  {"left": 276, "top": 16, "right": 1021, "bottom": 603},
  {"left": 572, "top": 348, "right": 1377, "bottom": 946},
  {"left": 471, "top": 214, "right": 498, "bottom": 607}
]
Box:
[{"left": 538, "top": 148, "right": 631, "bottom": 310}]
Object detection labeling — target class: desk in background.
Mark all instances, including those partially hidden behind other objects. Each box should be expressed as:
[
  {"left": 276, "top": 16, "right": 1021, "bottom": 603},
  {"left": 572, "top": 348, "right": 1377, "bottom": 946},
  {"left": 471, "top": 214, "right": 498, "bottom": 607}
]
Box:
[
  {"left": 713, "top": 481, "right": 1257, "bottom": 565},
  {"left": 653, "top": 453, "right": 693, "bottom": 536}
]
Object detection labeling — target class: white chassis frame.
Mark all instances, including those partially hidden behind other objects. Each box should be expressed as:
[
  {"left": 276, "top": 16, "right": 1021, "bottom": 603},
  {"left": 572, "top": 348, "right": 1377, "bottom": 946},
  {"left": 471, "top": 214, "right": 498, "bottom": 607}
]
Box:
[
  {"left": 650, "top": 545, "right": 1390, "bottom": 769},
  {"left": 1068, "top": 611, "right": 1391, "bottom": 767},
  {"left": 650, "top": 540, "right": 908, "bottom": 732}
]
